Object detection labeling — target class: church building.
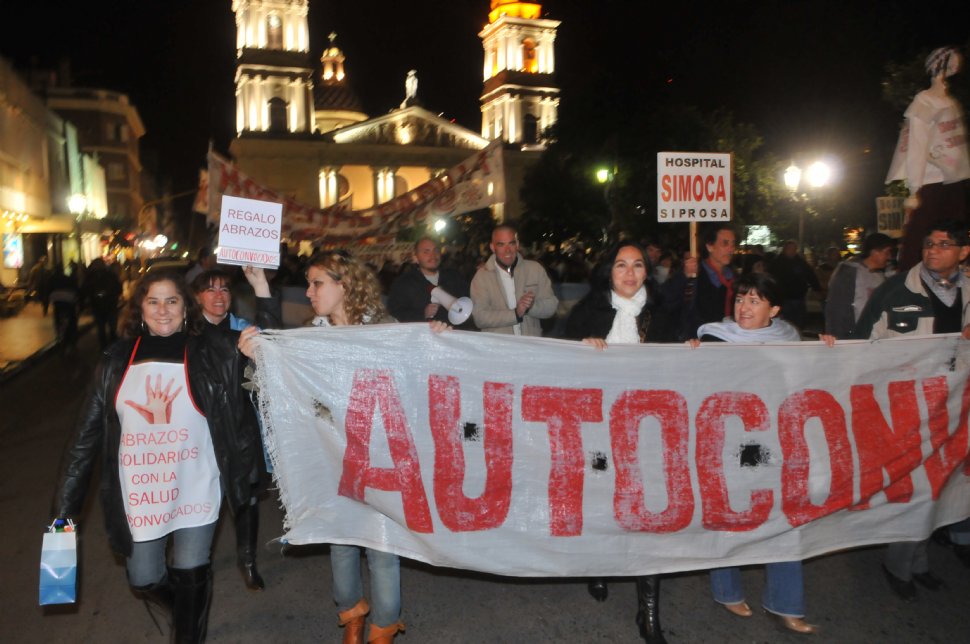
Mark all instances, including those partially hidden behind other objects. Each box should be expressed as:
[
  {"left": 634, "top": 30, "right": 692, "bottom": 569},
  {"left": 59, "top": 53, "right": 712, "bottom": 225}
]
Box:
[{"left": 228, "top": 0, "right": 560, "bottom": 232}]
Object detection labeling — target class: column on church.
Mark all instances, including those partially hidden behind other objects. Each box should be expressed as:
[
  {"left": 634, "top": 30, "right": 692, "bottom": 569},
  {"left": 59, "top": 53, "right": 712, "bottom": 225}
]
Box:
[
  {"left": 319, "top": 168, "right": 340, "bottom": 208},
  {"left": 256, "top": 6, "right": 266, "bottom": 48},
  {"left": 288, "top": 78, "right": 300, "bottom": 132}
]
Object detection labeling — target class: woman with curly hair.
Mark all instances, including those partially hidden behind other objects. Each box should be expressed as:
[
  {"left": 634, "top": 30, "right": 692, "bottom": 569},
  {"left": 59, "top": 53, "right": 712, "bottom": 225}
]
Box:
[
  {"left": 241, "top": 251, "right": 437, "bottom": 643},
  {"left": 53, "top": 270, "right": 262, "bottom": 643}
]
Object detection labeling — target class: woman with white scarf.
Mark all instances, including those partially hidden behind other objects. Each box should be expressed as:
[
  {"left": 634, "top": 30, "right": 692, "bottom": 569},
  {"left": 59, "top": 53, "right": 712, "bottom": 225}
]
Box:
[
  {"left": 690, "top": 272, "right": 834, "bottom": 635},
  {"left": 564, "top": 242, "right": 665, "bottom": 644}
]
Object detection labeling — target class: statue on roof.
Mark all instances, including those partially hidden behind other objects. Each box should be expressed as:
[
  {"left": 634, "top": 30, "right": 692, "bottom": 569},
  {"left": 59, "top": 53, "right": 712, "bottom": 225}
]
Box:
[{"left": 401, "top": 70, "right": 419, "bottom": 108}]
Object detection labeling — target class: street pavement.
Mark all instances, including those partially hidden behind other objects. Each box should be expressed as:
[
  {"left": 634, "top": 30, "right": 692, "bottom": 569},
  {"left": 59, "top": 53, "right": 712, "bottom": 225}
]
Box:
[
  {"left": 0, "top": 301, "right": 93, "bottom": 381},
  {"left": 2, "top": 324, "right": 970, "bottom": 643}
]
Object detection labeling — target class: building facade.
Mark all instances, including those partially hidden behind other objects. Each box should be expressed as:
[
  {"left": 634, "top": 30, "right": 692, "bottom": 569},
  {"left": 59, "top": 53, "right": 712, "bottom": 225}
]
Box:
[
  {"left": 480, "top": 1, "right": 560, "bottom": 146},
  {"left": 0, "top": 57, "right": 108, "bottom": 285},
  {"left": 228, "top": 0, "right": 561, "bottom": 237},
  {"left": 46, "top": 87, "right": 145, "bottom": 229}
]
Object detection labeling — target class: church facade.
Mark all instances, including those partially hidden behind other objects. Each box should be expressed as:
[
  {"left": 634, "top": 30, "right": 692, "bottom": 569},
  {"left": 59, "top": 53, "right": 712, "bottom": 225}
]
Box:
[{"left": 228, "top": 0, "right": 560, "bottom": 234}]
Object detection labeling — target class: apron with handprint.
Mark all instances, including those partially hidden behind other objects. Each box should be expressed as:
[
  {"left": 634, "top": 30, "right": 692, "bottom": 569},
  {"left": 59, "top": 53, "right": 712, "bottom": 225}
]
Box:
[{"left": 115, "top": 337, "right": 221, "bottom": 542}]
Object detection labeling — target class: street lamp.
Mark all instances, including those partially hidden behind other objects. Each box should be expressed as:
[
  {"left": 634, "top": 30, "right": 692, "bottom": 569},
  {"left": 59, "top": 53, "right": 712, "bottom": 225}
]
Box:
[
  {"left": 595, "top": 166, "right": 617, "bottom": 241},
  {"left": 783, "top": 161, "right": 832, "bottom": 248},
  {"left": 68, "top": 193, "right": 87, "bottom": 219}
]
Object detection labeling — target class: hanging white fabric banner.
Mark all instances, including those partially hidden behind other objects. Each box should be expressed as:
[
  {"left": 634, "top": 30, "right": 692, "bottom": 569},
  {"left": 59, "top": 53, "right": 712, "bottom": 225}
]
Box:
[{"left": 251, "top": 326, "right": 970, "bottom": 577}]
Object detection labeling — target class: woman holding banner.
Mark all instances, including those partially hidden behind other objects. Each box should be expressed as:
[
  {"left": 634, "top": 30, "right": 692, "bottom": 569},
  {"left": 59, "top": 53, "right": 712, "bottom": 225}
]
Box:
[
  {"left": 690, "top": 272, "right": 833, "bottom": 635},
  {"left": 564, "top": 242, "right": 666, "bottom": 644},
  {"left": 240, "top": 252, "right": 446, "bottom": 644},
  {"left": 52, "top": 270, "right": 262, "bottom": 643}
]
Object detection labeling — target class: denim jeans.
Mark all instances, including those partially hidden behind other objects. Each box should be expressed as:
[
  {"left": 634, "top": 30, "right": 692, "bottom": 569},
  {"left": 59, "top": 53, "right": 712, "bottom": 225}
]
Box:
[
  {"left": 331, "top": 545, "right": 401, "bottom": 627},
  {"left": 126, "top": 522, "right": 218, "bottom": 587},
  {"left": 710, "top": 561, "right": 805, "bottom": 617}
]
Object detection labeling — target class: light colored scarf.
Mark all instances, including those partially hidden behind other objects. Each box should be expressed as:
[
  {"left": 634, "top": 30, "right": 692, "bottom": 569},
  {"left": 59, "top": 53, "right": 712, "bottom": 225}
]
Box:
[
  {"left": 605, "top": 286, "right": 647, "bottom": 344},
  {"left": 696, "top": 318, "right": 801, "bottom": 343}
]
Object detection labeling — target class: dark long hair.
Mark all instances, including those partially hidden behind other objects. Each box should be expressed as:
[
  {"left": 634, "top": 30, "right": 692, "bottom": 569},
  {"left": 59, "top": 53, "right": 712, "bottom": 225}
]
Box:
[
  {"left": 120, "top": 270, "right": 203, "bottom": 338},
  {"left": 589, "top": 241, "right": 647, "bottom": 295}
]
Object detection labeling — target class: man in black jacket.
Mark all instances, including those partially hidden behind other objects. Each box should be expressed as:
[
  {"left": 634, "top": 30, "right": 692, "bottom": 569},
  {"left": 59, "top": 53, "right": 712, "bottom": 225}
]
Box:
[{"left": 387, "top": 237, "right": 471, "bottom": 325}]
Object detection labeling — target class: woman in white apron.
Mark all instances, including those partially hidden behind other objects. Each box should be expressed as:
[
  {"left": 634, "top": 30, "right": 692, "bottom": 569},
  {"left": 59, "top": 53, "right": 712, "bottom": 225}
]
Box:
[{"left": 54, "top": 270, "right": 261, "bottom": 643}]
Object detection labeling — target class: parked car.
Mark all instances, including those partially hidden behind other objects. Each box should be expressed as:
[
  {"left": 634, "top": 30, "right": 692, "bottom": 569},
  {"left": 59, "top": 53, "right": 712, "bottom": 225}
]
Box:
[{"left": 143, "top": 256, "right": 192, "bottom": 275}]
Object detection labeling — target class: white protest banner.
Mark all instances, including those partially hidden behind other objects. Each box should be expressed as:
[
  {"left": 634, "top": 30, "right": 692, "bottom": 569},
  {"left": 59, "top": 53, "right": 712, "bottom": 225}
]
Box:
[
  {"left": 657, "top": 152, "right": 732, "bottom": 222},
  {"left": 217, "top": 195, "right": 283, "bottom": 268},
  {"left": 251, "top": 327, "right": 970, "bottom": 577},
  {"left": 876, "top": 196, "right": 906, "bottom": 238}
]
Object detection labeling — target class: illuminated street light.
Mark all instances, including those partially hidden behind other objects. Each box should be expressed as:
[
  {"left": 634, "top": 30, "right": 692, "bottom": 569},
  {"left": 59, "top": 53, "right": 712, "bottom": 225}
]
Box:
[
  {"left": 783, "top": 165, "right": 802, "bottom": 192},
  {"left": 783, "top": 160, "right": 835, "bottom": 248},
  {"left": 595, "top": 167, "right": 611, "bottom": 184},
  {"left": 433, "top": 218, "right": 447, "bottom": 233},
  {"left": 806, "top": 161, "right": 831, "bottom": 188},
  {"left": 68, "top": 193, "right": 87, "bottom": 218}
]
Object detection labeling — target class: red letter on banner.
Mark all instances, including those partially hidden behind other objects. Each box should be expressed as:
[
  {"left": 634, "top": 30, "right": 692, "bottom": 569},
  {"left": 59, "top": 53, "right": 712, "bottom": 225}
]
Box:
[
  {"left": 922, "top": 376, "right": 970, "bottom": 498},
  {"left": 428, "top": 376, "right": 513, "bottom": 532},
  {"left": 696, "top": 392, "right": 773, "bottom": 531},
  {"left": 778, "top": 390, "right": 854, "bottom": 527},
  {"left": 338, "top": 369, "right": 433, "bottom": 532},
  {"left": 521, "top": 386, "right": 603, "bottom": 537},
  {"left": 849, "top": 382, "right": 921, "bottom": 508},
  {"left": 610, "top": 390, "right": 693, "bottom": 533}
]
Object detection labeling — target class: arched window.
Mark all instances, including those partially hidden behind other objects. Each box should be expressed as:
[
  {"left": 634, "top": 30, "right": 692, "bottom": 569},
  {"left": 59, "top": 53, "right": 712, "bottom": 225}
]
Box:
[
  {"left": 268, "top": 97, "right": 288, "bottom": 133},
  {"left": 522, "top": 113, "right": 538, "bottom": 144},
  {"left": 267, "top": 14, "right": 283, "bottom": 49},
  {"left": 522, "top": 38, "right": 538, "bottom": 73}
]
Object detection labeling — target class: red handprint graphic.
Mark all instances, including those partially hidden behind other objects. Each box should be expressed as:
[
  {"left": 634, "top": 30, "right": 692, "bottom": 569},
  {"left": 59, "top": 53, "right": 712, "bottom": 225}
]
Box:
[{"left": 124, "top": 374, "right": 183, "bottom": 424}]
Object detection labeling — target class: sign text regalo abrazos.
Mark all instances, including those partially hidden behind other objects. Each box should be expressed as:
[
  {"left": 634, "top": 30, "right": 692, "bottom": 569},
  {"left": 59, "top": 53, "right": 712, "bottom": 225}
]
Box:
[{"left": 217, "top": 194, "right": 283, "bottom": 268}]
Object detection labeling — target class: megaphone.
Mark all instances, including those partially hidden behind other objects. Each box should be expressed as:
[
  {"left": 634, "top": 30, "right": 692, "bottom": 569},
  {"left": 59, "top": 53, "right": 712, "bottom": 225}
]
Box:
[{"left": 430, "top": 287, "right": 473, "bottom": 325}]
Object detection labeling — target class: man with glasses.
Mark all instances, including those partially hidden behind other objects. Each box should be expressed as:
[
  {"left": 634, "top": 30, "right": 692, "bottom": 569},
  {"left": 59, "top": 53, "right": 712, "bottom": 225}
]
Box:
[{"left": 852, "top": 219, "right": 970, "bottom": 601}]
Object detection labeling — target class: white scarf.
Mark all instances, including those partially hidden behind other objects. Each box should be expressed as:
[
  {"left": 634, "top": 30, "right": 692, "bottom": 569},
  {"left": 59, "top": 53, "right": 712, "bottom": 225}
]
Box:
[
  {"left": 605, "top": 286, "right": 647, "bottom": 344},
  {"left": 696, "top": 318, "right": 801, "bottom": 343}
]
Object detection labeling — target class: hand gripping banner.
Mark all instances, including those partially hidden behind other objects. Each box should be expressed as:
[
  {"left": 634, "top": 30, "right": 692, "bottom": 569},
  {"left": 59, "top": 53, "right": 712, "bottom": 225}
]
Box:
[{"left": 251, "top": 326, "right": 970, "bottom": 577}]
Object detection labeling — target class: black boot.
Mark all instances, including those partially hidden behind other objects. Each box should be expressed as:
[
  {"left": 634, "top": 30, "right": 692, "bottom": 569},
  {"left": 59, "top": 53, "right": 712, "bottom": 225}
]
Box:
[
  {"left": 170, "top": 565, "right": 212, "bottom": 644},
  {"left": 635, "top": 575, "right": 667, "bottom": 644},
  {"left": 235, "top": 502, "right": 265, "bottom": 590},
  {"left": 587, "top": 577, "right": 609, "bottom": 602},
  {"left": 131, "top": 574, "right": 174, "bottom": 635}
]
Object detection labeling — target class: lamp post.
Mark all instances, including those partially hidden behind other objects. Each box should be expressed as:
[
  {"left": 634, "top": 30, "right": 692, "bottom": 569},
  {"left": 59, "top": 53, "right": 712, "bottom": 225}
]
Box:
[
  {"left": 595, "top": 166, "right": 616, "bottom": 242},
  {"left": 783, "top": 161, "right": 831, "bottom": 248}
]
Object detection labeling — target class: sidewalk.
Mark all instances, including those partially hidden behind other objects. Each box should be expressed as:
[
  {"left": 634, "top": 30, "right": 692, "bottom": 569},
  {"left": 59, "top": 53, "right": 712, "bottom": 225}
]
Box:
[{"left": 0, "top": 301, "right": 93, "bottom": 382}]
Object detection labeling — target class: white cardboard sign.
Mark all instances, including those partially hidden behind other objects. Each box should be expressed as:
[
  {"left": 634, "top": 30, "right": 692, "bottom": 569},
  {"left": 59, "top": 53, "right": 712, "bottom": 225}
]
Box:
[
  {"left": 657, "top": 152, "right": 732, "bottom": 222},
  {"left": 217, "top": 195, "right": 282, "bottom": 268}
]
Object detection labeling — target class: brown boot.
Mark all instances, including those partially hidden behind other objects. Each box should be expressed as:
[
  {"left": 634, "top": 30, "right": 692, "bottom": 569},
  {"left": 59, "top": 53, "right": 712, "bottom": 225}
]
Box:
[
  {"left": 367, "top": 621, "right": 405, "bottom": 643},
  {"left": 338, "top": 599, "right": 369, "bottom": 644}
]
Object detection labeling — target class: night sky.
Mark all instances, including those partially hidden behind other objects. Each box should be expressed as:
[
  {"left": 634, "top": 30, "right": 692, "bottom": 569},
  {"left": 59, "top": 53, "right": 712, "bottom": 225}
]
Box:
[{"left": 2, "top": 0, "right": 969, "bottom": 214}]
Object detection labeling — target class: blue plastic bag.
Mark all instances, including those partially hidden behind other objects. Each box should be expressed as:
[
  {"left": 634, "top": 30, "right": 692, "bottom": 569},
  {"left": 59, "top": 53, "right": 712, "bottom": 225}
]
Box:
[{"left": 39, "top": 524, "right": 77, "bottom": 605}]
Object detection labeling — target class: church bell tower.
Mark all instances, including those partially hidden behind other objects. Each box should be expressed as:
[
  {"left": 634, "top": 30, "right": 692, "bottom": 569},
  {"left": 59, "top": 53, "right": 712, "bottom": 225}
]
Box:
[
  {"left": 232, "top": 0, "right": 314, "bottom": 135},
  {"left": 479, "top": 1, "right": 560, "bottom": 146}
]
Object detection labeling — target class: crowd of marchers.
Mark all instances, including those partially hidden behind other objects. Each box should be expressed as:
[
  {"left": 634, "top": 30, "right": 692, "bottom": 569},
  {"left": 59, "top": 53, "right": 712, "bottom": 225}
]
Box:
[{"left": 47, "top": 219, "right": 970, "bottom": 644}]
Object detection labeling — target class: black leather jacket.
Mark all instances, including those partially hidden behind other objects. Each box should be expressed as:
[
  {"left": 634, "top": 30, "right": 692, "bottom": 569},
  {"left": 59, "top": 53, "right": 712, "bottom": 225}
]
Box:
[{"left": 53, "top": 326, "right": 260, "bottom": 556}]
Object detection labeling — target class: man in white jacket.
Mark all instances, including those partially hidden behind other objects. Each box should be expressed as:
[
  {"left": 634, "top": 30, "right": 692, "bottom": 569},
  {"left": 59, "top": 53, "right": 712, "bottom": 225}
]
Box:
[{"left": 470, "top": 226, "right": 558, "bottom": 336}]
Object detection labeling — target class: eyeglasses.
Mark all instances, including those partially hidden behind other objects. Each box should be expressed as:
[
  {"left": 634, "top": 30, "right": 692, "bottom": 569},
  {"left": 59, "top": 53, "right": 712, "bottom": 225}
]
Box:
[{"left": 922, "top": 240, "right": 965, "bottom": 249}]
